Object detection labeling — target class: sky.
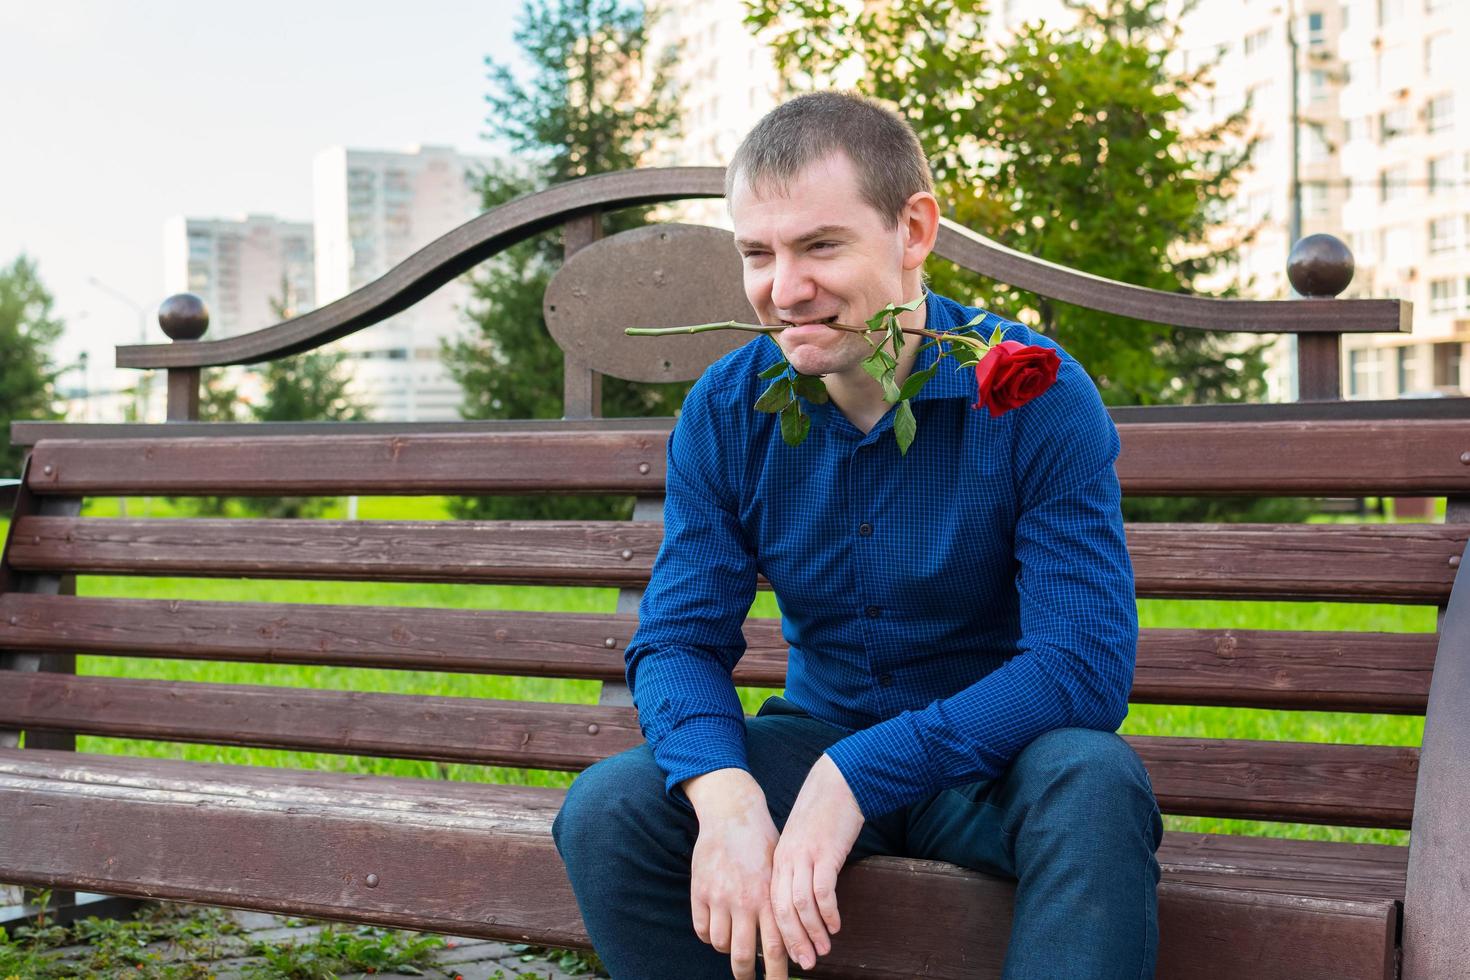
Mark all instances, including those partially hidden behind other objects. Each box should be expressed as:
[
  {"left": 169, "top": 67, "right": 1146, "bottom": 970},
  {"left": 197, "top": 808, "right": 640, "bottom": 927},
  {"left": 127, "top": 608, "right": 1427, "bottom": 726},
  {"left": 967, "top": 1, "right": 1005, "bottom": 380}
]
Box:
[{"left": 0, "top": 0, "right": 525, "bottom": 391}]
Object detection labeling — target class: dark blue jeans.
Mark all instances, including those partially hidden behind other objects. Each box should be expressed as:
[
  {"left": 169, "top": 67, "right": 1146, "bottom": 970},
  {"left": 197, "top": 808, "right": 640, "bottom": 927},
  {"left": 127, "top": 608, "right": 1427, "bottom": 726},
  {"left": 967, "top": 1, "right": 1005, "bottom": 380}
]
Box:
[{"left": 553, "top": 697, "right": 1163, "bottom": 978}]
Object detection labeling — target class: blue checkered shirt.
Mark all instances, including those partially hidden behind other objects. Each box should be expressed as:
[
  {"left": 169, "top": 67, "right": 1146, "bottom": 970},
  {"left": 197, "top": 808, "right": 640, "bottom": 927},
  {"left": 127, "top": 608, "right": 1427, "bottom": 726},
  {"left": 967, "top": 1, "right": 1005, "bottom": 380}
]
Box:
[{"left": 624, "top": 291, "right": 1137, "bottom": 818}]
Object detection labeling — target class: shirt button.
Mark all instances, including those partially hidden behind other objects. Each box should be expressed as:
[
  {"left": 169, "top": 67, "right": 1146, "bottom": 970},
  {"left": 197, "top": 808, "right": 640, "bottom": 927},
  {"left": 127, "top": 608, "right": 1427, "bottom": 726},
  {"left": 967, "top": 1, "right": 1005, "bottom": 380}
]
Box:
[
  {"left": 858, "top": 522, "right": 873, "bottom": 536},
  {"left": 865, "top": 605, "right": 881, "bottom": 618},
  {"left": 877, "top": 673, "right": 894, "bottom": 687}
]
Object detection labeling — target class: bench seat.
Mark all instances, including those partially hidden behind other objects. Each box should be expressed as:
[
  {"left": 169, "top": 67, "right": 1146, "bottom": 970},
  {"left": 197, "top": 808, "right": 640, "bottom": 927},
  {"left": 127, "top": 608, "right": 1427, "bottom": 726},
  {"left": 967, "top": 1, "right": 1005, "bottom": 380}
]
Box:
[{"left": 0, "top": 748, "right": 1402, "bottom": 980}]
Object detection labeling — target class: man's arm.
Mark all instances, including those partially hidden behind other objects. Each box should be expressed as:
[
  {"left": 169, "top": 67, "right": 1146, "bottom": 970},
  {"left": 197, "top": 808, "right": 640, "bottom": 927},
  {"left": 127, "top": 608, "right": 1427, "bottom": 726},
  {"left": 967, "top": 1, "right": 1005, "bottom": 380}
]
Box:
[
  {"left": 624, "top": 377, "right": 789, "bottom": 979},
  {"left": 823, "top": 355, "right": 1136, "bottom": 817}
]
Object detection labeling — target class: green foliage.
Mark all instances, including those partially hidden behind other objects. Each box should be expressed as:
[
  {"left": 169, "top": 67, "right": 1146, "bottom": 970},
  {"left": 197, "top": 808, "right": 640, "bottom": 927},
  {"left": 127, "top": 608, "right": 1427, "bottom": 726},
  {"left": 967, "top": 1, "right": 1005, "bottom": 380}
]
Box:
[
  {"left": 0, "top": 901, "right": 242, "bottom": 979},
  {"left": 244, "top": 924, "right": 443, "bottom": 979},
  {"left": 0, "top": 255, "right": 64, "bottom": 475},
  {"left": 443, "top": 0, "right": 687, "bottom": 522}
]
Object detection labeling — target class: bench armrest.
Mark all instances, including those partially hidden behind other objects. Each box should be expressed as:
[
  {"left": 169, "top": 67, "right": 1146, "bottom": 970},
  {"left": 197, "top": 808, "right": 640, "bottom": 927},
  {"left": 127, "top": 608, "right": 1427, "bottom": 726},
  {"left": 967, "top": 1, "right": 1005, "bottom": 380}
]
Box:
[
  {"left": 0, "top": 480, "right": 19, "bottom": 516},
  {"left": 1403, "top": 528, "right": 1470, "bottom": 977}
]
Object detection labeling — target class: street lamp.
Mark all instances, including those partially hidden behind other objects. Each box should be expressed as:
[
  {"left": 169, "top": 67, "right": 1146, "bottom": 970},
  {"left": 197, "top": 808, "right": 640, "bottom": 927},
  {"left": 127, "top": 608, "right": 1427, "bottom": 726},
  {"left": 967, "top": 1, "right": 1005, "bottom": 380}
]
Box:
[{"left": 87, "top": 276, "right": 154, "bottom": 422}]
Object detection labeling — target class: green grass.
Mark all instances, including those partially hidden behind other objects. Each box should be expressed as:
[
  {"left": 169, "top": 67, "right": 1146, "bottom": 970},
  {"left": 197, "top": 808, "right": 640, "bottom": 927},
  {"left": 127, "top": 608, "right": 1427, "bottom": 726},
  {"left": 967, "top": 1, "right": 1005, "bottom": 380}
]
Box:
[{"left": 0, "top": 496, "right": 1449, "bottom": 846}]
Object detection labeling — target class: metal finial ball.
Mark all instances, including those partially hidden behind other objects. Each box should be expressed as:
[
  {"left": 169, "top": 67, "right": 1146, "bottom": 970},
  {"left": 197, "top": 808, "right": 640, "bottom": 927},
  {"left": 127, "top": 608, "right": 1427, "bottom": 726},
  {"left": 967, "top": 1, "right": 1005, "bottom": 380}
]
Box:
[
  {"left": 158, "top": 293, "right": 210, "bottom": 341},
  {"left": 1287, "top": 234, "right": 1354, "bottom": 298}
]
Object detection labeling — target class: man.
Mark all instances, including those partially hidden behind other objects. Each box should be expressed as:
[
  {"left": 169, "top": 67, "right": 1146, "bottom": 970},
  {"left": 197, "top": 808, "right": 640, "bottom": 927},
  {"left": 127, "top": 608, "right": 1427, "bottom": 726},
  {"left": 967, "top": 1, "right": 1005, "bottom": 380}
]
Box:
[{"left": 554, "top": 90, "right": 1163, "bottom": 979}]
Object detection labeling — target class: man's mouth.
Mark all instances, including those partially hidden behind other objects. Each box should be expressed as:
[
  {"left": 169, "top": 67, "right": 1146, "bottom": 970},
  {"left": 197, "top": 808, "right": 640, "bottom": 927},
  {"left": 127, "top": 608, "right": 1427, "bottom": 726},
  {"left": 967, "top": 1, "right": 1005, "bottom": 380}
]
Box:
[{"left": 781, "top": 316, "right": 839, "bottom": 328}]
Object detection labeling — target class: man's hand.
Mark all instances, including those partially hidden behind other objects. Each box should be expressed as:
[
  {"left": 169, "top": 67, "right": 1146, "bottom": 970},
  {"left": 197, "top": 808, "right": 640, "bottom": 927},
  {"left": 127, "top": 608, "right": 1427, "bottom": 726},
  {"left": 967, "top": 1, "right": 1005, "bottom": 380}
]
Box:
[
  {"left": 684, "top": 769, "right": 790, "bottom": 980},
  {"left": 770, "top": 753, "right": 865, "bottom": 972}
]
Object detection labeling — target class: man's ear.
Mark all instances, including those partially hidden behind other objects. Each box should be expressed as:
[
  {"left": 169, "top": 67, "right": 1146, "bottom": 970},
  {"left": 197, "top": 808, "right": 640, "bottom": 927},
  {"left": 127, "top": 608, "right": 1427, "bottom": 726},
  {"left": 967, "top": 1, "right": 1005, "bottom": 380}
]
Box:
[{"left": 900, "top": 191, "right": 940, "bottom": 272}]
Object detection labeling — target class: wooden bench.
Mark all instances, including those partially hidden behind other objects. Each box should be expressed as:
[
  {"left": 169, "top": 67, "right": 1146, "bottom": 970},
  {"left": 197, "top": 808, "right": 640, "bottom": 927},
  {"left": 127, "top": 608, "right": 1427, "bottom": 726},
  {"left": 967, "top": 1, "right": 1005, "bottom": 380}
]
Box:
[{"left": 3, "top": 169, "right": 1468, "bottom": 977}]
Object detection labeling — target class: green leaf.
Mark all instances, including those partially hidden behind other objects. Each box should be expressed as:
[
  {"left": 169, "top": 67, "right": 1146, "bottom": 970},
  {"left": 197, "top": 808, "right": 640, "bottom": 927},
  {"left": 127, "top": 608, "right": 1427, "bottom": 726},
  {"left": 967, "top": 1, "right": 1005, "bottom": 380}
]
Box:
[
  {"left": 754, "top": 377, "right": 792, "bottom": 413},
  {"left": 894, "top": 399, "right": 916, "bottom": 455},
  {"left": 793, "top": 373, "right": 830, "bottom": 404},
  {"left": 881, "top": 373, "right": 902, "bottom": 402},
  {"left": 758, "top": 360, "right": 789, "bottom": 380},
  {"left": 861, "top": 352, "right": 889, "bottom": 383},
  {"left": 897, "top": 363, "right": 938, "bottom": 401},
  {"left": 961, "top": 312, "right": 986, "bottom": 329},
  {"left": 894, "top": 294, "right": 926, "bottom": 313},
  {"left": 987, "top": 325, "right": 1007, "bottom": 347},
  {"left": 779, "top": 402, "right": 811, "bottom": 446},
  {"left": 865, "top": 306, "right": 894, "bottom": 331},
  {"left": 947, "top": 342, "right": 981, "bottom": 367}
]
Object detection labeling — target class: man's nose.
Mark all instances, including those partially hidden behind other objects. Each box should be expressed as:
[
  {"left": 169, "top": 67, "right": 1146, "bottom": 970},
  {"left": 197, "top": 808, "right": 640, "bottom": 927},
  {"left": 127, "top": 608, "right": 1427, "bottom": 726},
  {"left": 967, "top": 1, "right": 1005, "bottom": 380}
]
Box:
[{"left": 770, "top": 255, "right": 817, "bottom": 312}]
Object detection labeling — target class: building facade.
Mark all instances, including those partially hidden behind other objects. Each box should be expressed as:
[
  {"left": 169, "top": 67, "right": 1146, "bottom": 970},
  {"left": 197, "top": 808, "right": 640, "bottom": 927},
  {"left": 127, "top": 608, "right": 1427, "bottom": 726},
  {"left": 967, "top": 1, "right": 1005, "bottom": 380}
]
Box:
[
  {"left": 162, "top": 214, "right": 315, "bottom": 340},
  {"left": 313, "top": 145, "right": 493, "bottom": 421}
]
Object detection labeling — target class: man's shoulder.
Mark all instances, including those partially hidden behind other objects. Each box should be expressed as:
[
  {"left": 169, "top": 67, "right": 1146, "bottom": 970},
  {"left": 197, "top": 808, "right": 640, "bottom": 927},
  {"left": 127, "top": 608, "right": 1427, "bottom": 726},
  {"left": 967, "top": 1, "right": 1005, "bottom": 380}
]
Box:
[{"left": 683, "top": 334, "right": 783, "bottom": 416}]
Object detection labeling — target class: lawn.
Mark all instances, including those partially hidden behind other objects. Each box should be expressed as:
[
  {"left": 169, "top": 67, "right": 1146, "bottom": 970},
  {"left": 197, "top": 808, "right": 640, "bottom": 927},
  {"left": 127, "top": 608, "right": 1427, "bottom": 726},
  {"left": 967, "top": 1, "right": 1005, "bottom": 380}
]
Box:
[{"left": 0, "top": 496, "right": 1444, "bottom": 846}]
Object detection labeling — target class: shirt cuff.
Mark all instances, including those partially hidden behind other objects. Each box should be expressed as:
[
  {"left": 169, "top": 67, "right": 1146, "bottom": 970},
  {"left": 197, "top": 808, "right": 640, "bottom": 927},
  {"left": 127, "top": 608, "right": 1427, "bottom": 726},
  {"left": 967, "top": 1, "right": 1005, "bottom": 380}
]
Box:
[
  {"left": 824, "top": 712, "right": 940, "bottom": 819},
  {"left": 651, "top": 714, "right": 750, "bottom": 802}
]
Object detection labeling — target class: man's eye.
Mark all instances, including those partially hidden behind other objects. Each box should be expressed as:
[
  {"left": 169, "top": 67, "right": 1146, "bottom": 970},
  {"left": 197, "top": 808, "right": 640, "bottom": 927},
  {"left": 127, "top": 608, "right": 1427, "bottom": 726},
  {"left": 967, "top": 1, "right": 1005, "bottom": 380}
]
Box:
[{"left": 811, "top": 242, "right": 835, "bottom": 250}]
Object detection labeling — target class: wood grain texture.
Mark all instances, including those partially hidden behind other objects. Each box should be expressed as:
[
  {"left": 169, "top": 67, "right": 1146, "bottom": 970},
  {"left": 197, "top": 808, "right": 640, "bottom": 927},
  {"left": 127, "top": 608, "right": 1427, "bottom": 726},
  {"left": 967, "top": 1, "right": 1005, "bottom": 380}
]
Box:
[
  {"left": 0, "top": 749, "right": 1402, "bottom": 980},
  {"left": 0, "top": 594, "right": 1438, "bottom": 713},
  {"left": 0, "top": 675, "right": 1418, "bottom": 826},
  {"left": 7, "top": 517, "right": 1465, "bottom": 602},
  {"left": 1401, "top": 497, "right": 1470, "bottom": 979},
  {"left": 22, "top": 418, "right": 1470, "bottom": 497}
]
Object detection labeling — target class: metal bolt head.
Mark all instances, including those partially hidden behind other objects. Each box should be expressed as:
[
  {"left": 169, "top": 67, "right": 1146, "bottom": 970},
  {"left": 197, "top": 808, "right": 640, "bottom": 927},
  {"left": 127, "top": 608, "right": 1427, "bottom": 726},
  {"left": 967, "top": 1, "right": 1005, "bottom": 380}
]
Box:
[
  {"left": 638, "top": 462, "right": 651, "bottom": 475},
  {"left": 1460, "top": 451, "right": 1470, "bottom": 465},
  {"left": 365, "top": 873, "right": 379, "bottom": 888},
  {"left": 7, "top": 616, "right": 17, "bottom": 626},
  {"left": 587, "top": 724, "right": 600, "bottom": 735},
  {"left": 42, "top": 464, "right": 54, "bottom": 476},
  {"left": 603, "top": 637, "right": 616, "bottom": 648},
  {"left": 1452, "top": 555, "right": 1462, "bottom": 569},
  {"left": 620, "top": 548, "right": 634, "bottom": 561}
]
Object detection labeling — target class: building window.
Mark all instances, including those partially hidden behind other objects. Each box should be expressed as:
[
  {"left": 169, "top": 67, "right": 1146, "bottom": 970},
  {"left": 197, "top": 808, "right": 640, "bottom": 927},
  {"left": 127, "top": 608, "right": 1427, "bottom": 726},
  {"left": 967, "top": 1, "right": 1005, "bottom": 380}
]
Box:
[
  {"left": 1379, "top": 106, "right": 1409, "bottom": 141},
  {"left": 1426, "top": 34, "right": 1451, "bottom": 76},
  {"left": 1429, "top": 156, "right": 1455, "bottom": 195},
  {"left": 1397, "top": 345, "right": 1421, "bottom": 394},
  {"left": 1430, "top": 217, "right": 1459, "bottom": 253},
  {"left": 1427, "top": 94, "right": 1454, "bottom": 133},
  {"left": 1308, "top": 69, "right": 1331, "bottom": 104},
  {"left": 1433, "top": 342, "right": 1462, "bottom": 389},
  {"left": 1378, "top": 0, "right": 1406, "bottom": 24},
  {"left": 1304, "top": 124, "right": 1332, "bottom": 163},
  {"left": 1380, "top": 166, "right": 1409, "bottom": 202},
  {"left": 1382, "top": 224, "right": 1413, "bottom": 260},
  {"left": 1349, "top": 347, "right": 1384, "bottom": 398},
  {"left": 1244, "top": 27, "right": 1271, "bottom": 55},
  {"left": 1307, "top": 11, "right": 1326, "bottom": 46},
  {"left": 1302, "top": 182, "right": 1330, "bottom": 217},
  {"left": 1429, "top": 278, "right": 1456, "bottom": 313}
]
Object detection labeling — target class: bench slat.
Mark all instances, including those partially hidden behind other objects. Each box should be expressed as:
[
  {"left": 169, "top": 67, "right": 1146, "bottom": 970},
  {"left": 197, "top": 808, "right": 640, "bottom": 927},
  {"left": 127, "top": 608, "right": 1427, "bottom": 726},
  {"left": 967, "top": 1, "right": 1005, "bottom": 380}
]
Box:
[
  {"left": 0, "top": 594, "right": 1437, "bottom": 713},
  {"left": 8, "top": 517, "right": 1466, "bottom": 602},
  {"left": 0, "top": 749, "right": 1402, "bottom": 980},
  {"left": 0, "top": 675, "right": 1418, "bottom": 827},
  {"left": 24, "top": 419, "right": 1470, "bottom": 496}
]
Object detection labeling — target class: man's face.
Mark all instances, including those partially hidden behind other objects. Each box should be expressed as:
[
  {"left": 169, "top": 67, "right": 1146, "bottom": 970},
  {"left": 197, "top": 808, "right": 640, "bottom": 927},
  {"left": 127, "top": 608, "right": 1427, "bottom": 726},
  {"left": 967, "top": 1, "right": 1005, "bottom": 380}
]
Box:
[{"left": 730, "top": 151, "right": 910, "bottom": 379}]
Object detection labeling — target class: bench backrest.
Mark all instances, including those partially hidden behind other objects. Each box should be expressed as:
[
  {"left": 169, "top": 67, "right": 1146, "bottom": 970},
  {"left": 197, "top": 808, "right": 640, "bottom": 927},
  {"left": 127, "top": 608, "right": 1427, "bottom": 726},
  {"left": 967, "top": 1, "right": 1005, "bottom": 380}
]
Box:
[{"left": 2, "top": 417, "right": 1467, "bottom": 837}]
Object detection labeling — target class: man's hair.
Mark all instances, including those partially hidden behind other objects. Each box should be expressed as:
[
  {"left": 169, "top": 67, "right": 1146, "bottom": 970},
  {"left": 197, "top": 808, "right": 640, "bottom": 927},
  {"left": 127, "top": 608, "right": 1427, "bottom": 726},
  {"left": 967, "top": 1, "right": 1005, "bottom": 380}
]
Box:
[{"left": 725, "top": 91, "right": 934, "bottom": 230}]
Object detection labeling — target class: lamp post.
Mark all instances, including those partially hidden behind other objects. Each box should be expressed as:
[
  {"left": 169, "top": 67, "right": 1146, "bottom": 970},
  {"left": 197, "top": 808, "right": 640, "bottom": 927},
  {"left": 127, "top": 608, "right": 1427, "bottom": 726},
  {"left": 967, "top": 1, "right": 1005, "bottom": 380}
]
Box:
[{"left": 87, "top": 276, "right": 153, "bottom": 422}]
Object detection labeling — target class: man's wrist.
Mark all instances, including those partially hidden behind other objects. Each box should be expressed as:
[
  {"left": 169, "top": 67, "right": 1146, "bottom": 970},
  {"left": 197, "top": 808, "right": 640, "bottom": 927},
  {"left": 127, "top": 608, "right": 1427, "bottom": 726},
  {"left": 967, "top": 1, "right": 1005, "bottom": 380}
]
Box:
[{"left": 683, "top": 767, "right": 766, "bottom": 821}]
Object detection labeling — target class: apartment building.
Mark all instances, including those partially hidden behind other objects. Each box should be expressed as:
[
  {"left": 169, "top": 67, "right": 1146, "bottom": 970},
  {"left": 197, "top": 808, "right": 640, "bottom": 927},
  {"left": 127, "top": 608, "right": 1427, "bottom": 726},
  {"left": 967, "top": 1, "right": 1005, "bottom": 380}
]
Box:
[
  {"left": 313, "top": 144, "right": 493, "bottom": 421},
  {"left": 162, "top": 214, "right": 314, "bottom": 340}
]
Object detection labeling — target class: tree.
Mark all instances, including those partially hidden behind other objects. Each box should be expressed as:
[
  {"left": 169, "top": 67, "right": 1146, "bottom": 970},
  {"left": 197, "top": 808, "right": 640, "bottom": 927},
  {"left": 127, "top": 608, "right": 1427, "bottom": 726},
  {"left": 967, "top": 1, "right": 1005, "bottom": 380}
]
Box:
[
  {"left": 744, "top": 0, "right": 1261, "bottom": 408},
  {"left": 743, "top": 0, "right": 1303, "bottom": 522},
  {"left": 443, "top": 0, "right": 687, "bottom": 521},
  {"left": 0, "top": 255, "right": 64, "bottom": 475}
]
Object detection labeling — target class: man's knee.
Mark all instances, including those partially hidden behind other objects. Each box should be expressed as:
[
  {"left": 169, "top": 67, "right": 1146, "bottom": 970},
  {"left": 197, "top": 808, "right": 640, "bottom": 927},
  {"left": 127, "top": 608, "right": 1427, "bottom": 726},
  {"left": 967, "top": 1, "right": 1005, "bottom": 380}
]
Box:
[
  {"left": 553, "top": 745, "right": 679, "bottom": 863},
  {"left": 1012, "top": 728, "right": 1157, "bottom": 822}
]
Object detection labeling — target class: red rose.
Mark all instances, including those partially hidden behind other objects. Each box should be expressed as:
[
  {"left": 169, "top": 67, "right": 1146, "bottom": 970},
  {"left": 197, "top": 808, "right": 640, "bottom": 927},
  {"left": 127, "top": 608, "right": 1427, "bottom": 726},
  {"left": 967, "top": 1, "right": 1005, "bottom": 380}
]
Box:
[{"left": 972, "top": 340, "right": 1061, "bottom": 417}]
